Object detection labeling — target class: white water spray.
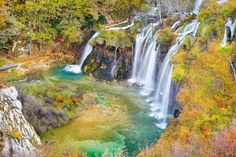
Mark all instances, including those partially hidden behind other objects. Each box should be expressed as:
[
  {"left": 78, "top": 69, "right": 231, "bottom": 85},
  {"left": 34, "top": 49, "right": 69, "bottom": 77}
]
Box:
[
  {"left": 221, "top": 18, "right": 236, "bottom": 47},
  {"left": 129, "top": 0, "right": 203, "bottom": 129},
  {"left": 150, "top": 20, "right": 198, "bottom": 129},
  {"left": 128, "top": 25, "right": 160, "bottom": 96},
  {"left": 64, "top": 32, "right": 99, "bottom": 74}
]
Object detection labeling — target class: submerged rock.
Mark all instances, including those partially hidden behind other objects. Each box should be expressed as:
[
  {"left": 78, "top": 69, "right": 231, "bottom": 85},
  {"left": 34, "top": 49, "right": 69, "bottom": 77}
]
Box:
[{"left": 0, "top": 87, "right": 41, "bottom": 157}]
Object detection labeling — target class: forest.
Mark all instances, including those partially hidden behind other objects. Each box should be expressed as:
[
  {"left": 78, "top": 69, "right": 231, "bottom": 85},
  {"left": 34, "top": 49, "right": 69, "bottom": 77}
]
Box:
[{"left": 0, "top": 0, "right": 236, "bottom": 157}]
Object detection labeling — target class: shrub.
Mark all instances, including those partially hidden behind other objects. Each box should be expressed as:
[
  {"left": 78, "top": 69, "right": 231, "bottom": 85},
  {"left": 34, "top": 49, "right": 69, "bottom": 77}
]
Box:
[{"left": 157, "top": 27, "right": 177, "bottom": 48}]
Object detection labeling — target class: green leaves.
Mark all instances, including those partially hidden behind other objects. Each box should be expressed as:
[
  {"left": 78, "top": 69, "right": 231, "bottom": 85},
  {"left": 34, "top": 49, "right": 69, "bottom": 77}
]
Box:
[
  {"left": 93, "top": 29, "right": 132, "bottom": 48},
  {"left": 3, "top": 0, "right": 148, "bottom": 50}
]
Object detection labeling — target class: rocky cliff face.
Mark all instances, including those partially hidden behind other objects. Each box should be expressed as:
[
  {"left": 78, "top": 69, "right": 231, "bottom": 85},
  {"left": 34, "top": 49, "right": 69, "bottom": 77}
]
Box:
[
  {"left": 0, "top": 87, "right": 41, "bottom": 157},
  {"left": 82, "top": 45, "right": 133, "bottom": 81}
]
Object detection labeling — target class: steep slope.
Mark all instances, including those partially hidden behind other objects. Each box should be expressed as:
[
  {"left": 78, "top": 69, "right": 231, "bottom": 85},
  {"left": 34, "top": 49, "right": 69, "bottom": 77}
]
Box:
[
  {"left": 0, "top": 87, "right": 41, "bottom": 157},
  {"left": 138, "top": 0, "right": 236, "bottom": 156}
]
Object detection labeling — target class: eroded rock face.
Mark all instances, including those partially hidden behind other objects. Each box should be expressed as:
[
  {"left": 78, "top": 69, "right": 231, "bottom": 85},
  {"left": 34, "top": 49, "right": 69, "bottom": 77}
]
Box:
[
  {"left": 0, "top": 87, "right": 41, "bottom": 157},
  {"left": 82, "top": 46, "right": 132, "bottom": 81}
]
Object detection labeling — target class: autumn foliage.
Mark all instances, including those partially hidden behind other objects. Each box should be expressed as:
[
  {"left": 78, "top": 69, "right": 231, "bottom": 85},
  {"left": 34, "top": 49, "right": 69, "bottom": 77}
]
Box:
[{"left": 139, "top": 0, "right": 236, "bottom": 156}]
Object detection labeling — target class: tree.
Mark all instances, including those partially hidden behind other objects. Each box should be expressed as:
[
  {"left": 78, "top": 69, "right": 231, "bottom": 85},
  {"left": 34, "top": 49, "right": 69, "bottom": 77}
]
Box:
[
  {"left": 5, "top": 0, "right": 149, "bottom": 51},
  {"left": 0, "top": 0, "right": 6, "bottom": 28}
]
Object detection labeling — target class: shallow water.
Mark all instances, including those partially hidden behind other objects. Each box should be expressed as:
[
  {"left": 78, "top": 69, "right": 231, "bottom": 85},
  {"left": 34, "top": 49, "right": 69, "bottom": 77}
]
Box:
[
  {"left": 42, "top": 66, "right": 161, "bottom": 157},
  {"left": 51, "top": 65, "right": 84, "bottom": 80}
]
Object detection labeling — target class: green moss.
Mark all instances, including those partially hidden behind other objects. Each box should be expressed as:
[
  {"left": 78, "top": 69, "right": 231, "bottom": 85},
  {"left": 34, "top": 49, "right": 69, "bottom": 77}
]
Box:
[
  {"left": 0, "top": 59, "right": 6, "bottom": 67},
  {"left": 91, "top": 29, "right": 132, "bottom": 48},
  {"left": 82, "top": 56, "right": 100, "bottom": 75},
  {"left": 172, "top": 64, "right": 188, "bottom": 83},
  {"left": 181, "top": 35, "right": 197, "bottom": 50}
]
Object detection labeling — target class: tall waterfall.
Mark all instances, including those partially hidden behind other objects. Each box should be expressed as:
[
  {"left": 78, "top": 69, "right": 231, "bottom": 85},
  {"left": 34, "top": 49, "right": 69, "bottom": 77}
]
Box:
[
  {"left": 128, "top": 26, "right": 160, "bottom": 96},
  {"left": 221, "top": 18, "right": 236, "bottom": 47},
  {"left": 129, "top": 0, "right": 203, "bottom": 129},
  {"left": 64, "top": 22, "right": 135, "bottom": 74},
  {"left": 151, "top": 20, "right": 199, "bottom": 129}
]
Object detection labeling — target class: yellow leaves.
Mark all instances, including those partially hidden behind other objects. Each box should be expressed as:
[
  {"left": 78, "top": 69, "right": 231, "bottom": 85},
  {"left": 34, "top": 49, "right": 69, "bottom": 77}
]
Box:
[
  {"left": 170, "top": 39, "right": 236, "bottom": 154},
  {"left": 199, "top": 0, "right": 236, "bottom": 22},
  {"left": 10, "top": 129, "right": 23, "bottom": 140},
  {"left": 0, "top": 0, "right": 5, "bottom": 28},
  {"left": 172, "top": 64, "right": 188, "bottom": 83},
  {"left": 178, "top": 126, "right": 190, "bottom": 141},
  {"left": 217, "top": 44, "right": 233, "bottom": 56},
  {"left": 178, "top": 41, "right": 236, "bottom": 130}
]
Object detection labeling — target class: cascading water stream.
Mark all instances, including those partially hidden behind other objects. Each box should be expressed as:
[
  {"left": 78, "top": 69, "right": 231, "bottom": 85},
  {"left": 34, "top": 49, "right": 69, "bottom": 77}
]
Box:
[
  {"left": 221, "top": 18, "right": 236, "bottom": 47},
  {"left": 129, "top": 0, "right": 203, "bottom": 130},
  {"left": 129, "top": 30, "right": 151, "bottom": 84},
  {"left": 64, "top": 22, "right": 135, "bottom": 74},
  {"left": 150, "top": 20, "right": 198, "bottom": 129},
  {"left": 230, "top": 60, "right": 236, "bottom": 83},
  {"left": 64, "top": 32, "right": 99, "bottom": 74},
  {"left": 128, "top": 25, "right": 160, "bottom": 97},
  {"left": 140, "top": 45, "right": 160, "bottom": 96},
  {"left": 193, "top": 0, "right": 203, "bottom": 15},
  {"left": 111, "top": 47, "right": 118, "bottom": 79},
  {"left": 171, "top": 21, "right": 181, "bottom": 30},
  {"left": 150, "top": 0, "right": 203, "bottom": 129}
]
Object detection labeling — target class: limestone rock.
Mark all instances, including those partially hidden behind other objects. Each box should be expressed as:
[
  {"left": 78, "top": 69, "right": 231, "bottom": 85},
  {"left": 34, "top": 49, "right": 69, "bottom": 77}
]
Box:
[{"left": 0, "top": 87, "right": 41, "bottom": 157}]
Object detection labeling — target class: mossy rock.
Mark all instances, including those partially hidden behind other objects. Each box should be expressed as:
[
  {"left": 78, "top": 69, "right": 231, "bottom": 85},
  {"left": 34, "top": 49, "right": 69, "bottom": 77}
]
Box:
[
  {"left": 82, "top": 56, "right": 101, "bottom": 75},
  {"left": 93, "top": 30, "right": 132, "bottom": 48},
  {"left": 116, "top": 64, "right": 127, "bottom": 80},
  {"left": 182, "top": 35, "right": 196, "bottom": 50}
]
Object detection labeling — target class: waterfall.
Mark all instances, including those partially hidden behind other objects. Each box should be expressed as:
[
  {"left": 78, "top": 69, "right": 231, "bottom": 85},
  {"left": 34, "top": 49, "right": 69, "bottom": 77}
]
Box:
[
  {"left": 150, "top": 19, "right": 199, "bottom": 129},
  {"left": 128, "top": 0, "right": 203, "bottom": 130},
  {"left": 140, "top": 45, "right": 160, "bottom": 96},
  {"left": 193, "top": 0, "right": 203, "bottom": 15},
  {"left": 218, "top": 0, "right": 228, "bottom": 4},
  {"left": 64, "top": 22, "right": 135, "bottom": 74},
  {"left": 64, "top": 32, "right": 99, "bottom": 74},
  {"left": 111, "top": 47, "right": 118, "bottom": 79},
  {"left": 128, "top": 25, "right": 160, "bottom": 96},
  {"left": 171, "top": 21, "right": 181, "bottom": 30},
  {"left": 230, "top": 60, "right": 236, "bottom": 83},
  {"left": 221, "top": 18, "right": 236, "bottom": 47},
  {"left": 128, "top": 29, "right": 152, "bottom": 84}
]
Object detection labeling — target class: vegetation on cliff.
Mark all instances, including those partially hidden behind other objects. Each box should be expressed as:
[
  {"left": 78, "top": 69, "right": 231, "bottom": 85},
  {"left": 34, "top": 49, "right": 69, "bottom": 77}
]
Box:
[
  {"left": 140, "top": 0, "right": 236, "bottom": 156},
  {"left": 1, "top": 0, "right": 236, "bottom": 157}
]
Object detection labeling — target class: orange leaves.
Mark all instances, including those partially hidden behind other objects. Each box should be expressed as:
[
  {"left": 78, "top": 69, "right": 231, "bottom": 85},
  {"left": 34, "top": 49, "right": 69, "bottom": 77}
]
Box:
[
  {"left": 214, "top": 95, "right": 228, "bottom": 108},
  {"left": 211, "top": 122, "right": 236, "bottom": 157},
  {"left": 157, "top": 27, "right": 177, "bottom": 48},
  {"left": 0, "top": 0, "right": 5, "bottom": 28},
  {"left": 166, "top": 39, "right": 236, "bottom": 155},
  {"left": 178, "top": 126, "right": 191, "bottom": 141}
]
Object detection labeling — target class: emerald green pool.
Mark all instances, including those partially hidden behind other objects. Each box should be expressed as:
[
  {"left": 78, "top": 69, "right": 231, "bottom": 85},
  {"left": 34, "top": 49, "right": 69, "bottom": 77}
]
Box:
[
  {"left": 42, "top": 66, "right": 161, "bottom": 157},
  {"left": 51, "top": 65, "right": 84, "bottom": 80}
]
